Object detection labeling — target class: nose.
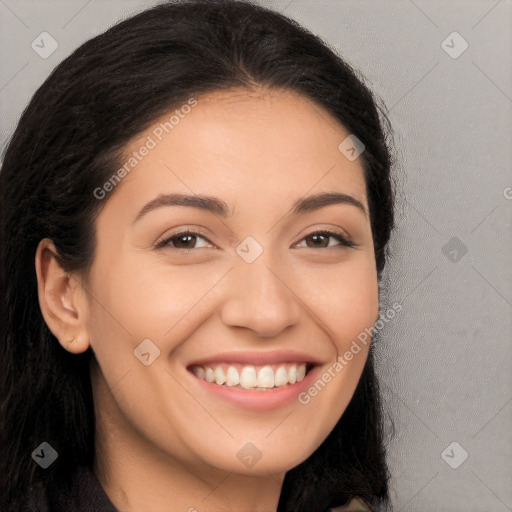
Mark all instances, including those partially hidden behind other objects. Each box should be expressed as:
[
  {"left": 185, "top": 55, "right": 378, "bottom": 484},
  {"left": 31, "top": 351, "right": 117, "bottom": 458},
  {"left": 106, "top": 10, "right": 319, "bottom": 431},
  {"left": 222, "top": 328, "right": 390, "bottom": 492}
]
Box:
[{"left": 220, "top": 257, "right": 301, "bottom": 338}]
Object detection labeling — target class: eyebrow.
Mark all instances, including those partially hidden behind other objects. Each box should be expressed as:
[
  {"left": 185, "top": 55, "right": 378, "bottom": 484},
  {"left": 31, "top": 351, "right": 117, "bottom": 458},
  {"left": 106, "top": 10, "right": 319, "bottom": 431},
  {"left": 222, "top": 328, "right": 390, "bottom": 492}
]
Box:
[
  {"left": 132, "top": 191, "right": 367, "bottom": 224},
  {"left": 292, "top": 192, "right": 367, "bottom": 218},
  {"left": 133, "top": 193, "right": 231, "bottom": 224}
]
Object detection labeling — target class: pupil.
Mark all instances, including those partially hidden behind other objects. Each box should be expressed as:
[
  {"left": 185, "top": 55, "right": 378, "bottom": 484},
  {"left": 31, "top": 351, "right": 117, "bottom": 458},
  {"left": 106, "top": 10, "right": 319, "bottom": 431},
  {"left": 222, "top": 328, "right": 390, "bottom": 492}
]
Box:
[
  {"left": 308, "top": 234, "right": 328, "bottom": 248},
  {"left": 176, "top": 234, "right": 195, "bottom": 248}
]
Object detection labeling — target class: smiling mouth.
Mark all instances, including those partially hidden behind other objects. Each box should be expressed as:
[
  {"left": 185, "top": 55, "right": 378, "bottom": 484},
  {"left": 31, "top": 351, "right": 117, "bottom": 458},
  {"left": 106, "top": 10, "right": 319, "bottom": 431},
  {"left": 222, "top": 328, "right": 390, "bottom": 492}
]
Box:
[{"left": 189, "top": 362, "right": 315, "bottom": 391}]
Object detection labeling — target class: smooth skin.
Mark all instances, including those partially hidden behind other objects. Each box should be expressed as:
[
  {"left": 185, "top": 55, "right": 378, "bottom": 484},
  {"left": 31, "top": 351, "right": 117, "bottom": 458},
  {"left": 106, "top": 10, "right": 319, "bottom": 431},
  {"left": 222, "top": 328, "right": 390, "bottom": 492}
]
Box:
[{"left": 35, "top": 87, "right": 379, "bottom": 512}]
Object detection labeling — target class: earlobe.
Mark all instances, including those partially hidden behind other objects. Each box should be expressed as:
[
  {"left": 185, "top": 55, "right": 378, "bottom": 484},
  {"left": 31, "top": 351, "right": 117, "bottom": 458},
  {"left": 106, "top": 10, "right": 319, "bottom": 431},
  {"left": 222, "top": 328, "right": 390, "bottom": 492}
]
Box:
[{"left": 35, "top": 238, "right": 90, "bottom": 354}]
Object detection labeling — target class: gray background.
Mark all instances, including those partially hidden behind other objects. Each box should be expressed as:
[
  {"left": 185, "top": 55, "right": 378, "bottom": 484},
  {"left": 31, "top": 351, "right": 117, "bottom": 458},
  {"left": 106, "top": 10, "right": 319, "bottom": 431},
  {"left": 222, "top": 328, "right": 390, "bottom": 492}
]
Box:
[{"left": 1, "top": 1, "right": 511, "bottom": 510}]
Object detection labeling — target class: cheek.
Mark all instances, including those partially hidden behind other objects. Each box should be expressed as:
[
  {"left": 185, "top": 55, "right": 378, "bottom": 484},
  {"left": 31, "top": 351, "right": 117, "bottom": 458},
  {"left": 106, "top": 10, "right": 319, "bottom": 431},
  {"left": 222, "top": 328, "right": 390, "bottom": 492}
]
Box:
[
  {"left": 85, "top": 253, "right": 227, "bottom": 381},
  {"left": 281, "top": 256, "right": 378, "bottom": 451},
  {"left": 293, "top": 254, "right": 379, "bottom": 348},
  {"left": 89, "top": 252, "right": 207, "bottom": 331}
]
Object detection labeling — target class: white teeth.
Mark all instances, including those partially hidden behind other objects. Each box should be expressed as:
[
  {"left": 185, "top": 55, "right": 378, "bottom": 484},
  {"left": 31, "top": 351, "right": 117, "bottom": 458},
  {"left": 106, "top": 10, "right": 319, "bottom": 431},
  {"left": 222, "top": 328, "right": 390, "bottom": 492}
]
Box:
[
  {"left": 193, "top": 366, "right": 205, "bottom": 379},
  {"left": 214, "top": 366, "right": 226, "bottom": 385},
  {"left": 274, "top": 366, "right": 288, "bottom": 386},
  {"left": 225, "top": 365, "right": 240, "bottom": 386},
  {"left": 296, "top": 363, "right": 306, "bottom": 382},
  {"left": 257, "top": 365, "right": 274, "bottom": 388},
  {"left": 239, "top": 366, "right": 257, "bottom": 389},
  {"left": 205, "top": 367, "right": 214, "bottom": 383},
  {"left": 288, "top": 364, "right": 297, "bottom": 384},
  {"left": 193, "top": 362, "right": 309, "bottom": 389}
]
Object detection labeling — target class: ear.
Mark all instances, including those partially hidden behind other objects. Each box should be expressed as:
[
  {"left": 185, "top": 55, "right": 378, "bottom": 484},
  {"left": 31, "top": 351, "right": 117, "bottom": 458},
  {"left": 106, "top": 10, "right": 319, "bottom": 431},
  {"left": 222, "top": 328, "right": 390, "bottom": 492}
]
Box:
[{"left": 35, "top": 238, "right": 90, "bottom": 354}]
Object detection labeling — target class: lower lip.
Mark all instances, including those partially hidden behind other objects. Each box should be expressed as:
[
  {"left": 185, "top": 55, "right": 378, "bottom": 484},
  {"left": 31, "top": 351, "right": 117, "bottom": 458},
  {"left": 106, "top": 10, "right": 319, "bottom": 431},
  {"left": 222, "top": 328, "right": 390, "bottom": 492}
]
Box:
[{"left": 188, "top": 365, "right": 321, "bottom": 411}]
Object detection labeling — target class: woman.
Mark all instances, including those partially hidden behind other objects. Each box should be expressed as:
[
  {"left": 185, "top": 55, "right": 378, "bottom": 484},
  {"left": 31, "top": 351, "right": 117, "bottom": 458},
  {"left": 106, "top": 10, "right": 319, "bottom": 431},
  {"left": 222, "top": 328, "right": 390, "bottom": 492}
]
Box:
[{"left": 0, "top": 1, "right": 396, "bottom": 510}]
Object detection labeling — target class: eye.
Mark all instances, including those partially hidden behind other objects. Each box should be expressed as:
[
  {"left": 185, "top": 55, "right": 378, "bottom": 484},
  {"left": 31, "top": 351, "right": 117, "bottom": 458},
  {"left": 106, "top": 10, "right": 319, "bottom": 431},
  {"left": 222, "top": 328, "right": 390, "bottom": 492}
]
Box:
[
  {"left": 154, "top": 229, "right": 356, "bottom": 252},
  {"left": 155, "top": 230, "right": 214, "bottom": 250},
  {"left": 295, "top": 230, "right": 356, "bottom": 249}
]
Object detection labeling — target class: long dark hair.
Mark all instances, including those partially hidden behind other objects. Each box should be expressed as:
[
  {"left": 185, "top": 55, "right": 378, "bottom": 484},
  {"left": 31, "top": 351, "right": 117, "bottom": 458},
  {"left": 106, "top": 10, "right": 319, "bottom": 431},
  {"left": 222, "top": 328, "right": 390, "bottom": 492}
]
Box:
[{"left": 0, "top": 1, "right": 395, "bottom": 510}]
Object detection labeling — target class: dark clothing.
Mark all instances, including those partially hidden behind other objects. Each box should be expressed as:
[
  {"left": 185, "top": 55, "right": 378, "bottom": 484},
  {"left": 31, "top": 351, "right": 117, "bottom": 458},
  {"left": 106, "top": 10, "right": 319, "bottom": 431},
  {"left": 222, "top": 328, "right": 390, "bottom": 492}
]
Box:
[
  {"left": 24, "top": 466, "right": 370, "bottom": 512},
  {"left": 27, "top": 467, "right": 117, "bottom": 512}
]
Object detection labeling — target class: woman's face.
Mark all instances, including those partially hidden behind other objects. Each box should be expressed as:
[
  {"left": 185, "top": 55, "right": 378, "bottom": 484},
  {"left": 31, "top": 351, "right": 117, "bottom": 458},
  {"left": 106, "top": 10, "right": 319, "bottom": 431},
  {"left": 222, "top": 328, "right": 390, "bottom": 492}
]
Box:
[{"left": 84, "top": 87, "right": 379, "bottom": 477}]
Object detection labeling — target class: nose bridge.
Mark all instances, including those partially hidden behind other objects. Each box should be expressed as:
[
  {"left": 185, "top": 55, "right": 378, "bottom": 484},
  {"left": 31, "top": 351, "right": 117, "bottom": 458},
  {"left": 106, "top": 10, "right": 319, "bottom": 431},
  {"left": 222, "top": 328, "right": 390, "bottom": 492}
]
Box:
[{"left": 220, "top": 246, "right": 301, "bottom": 337}]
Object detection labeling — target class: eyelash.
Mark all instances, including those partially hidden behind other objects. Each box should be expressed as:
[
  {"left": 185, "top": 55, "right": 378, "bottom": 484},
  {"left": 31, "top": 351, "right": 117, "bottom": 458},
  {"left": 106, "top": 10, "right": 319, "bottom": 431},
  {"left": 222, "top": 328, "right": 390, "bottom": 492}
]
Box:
[{"left": 154, "top": 229, "right": 357, "bottom": 251}]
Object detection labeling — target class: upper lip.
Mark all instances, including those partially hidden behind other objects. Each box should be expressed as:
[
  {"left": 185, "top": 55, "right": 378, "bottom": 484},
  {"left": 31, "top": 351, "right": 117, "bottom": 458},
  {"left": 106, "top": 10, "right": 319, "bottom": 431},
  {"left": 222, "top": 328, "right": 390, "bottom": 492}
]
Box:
[{"left": 187, "top": 350, "right": 323, "bottom": 367}]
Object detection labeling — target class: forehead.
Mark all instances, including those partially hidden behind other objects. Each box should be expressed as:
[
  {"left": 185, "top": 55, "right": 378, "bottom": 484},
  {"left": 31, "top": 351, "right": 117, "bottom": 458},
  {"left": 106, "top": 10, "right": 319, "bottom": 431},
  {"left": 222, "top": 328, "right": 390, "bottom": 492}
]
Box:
[{"left": 102, "top": 87, "right": 368, "bottom": 216}]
